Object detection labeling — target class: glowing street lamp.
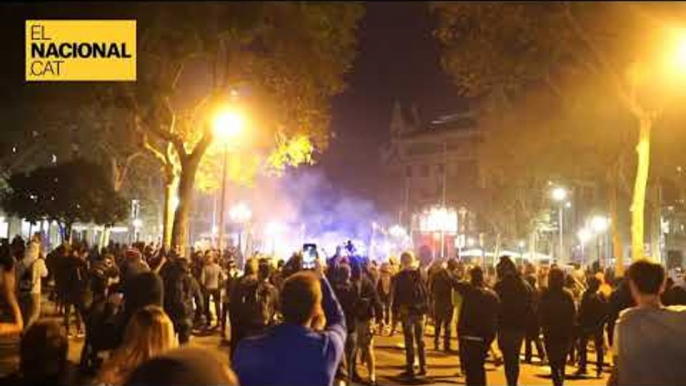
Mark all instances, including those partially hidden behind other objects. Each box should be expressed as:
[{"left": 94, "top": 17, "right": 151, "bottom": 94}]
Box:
[
  {"left": 551, "top": 187, "right": 567, "bottom": 202},
  {"left": 578, "top": 227, "right": 593, "bottom": 265},
  {"left": 214, "top": 107, "right": 247, "bottom": 255},
  {"left": 230, "top": 203, "right": 252, "bottom": 224},
  {"left": 550, "top": 187, "right": 568, "bottom": 262},
  {"left": 591, "top": 215, "right": 610, "bottom": 234},
  {"left": 213, "top": 109, "right": 245, "bottom": 139}
]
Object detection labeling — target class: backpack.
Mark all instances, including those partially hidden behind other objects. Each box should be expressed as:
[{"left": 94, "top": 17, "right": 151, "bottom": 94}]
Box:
[
  {"left": 409, "top": 270, "right": 429, "bottom": 315},
  {"left": 354, "top": 279, "right": 374, "bottom": 321},
  {"left": 18, "top": 260, "right": 35, "bottom": 294},
  {"left": 240, "top": 280, "right": 274, "bottom": 327}
]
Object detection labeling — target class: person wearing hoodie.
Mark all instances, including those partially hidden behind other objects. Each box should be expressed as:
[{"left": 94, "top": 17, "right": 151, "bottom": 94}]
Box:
[
  {"left": 575, "top": 276, "right": 608, "bottom": 378},
  {"left": 538, "top": 267, "right": 576, "bottom": 386},
  {"left": 15, "top": 234, "right": 48, "bottom": 329},
  {"left": 610, "top": 259, "right": 686, "bottom": 386},
  {"left": 494, "top": 256, "right": 533, "bottom": 386}
]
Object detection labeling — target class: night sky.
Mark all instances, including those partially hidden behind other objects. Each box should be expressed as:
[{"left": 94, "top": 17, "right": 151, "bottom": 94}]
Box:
[{"left": 320, "top": 2, "right": 462, "bottom": 210}]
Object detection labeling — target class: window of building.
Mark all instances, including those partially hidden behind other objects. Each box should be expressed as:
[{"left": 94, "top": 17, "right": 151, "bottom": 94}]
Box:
[
  {"left": 405, "top": 165, "right": 413, "bottom": 177},
  {"left": 420, "top": 165, "right": 429, "bottom": 177}
]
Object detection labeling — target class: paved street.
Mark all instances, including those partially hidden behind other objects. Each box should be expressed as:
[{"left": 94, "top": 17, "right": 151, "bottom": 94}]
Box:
[{"left": 58, "top": 310, "right": 609, "bottom": 386}]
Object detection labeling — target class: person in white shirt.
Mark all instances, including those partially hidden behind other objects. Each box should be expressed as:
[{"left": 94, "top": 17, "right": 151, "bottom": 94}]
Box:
[
  {"left": 15, "top": 235, "right": 48, "bottom": 329},
  {"left": 611, "top": 259, "right": 686, "bottom": 386}
]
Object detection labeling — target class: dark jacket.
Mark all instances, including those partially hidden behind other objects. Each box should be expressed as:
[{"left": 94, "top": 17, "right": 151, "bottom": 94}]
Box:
[
  {"left": 431, "top": 268, "right": 455, "bottom": 310},
  {"left": 332, "top": 279, "right": 359, "bottom": 333},
  {"left": 453, "top": 281, "right": 500, "bottom": 342},
  {"left": 538, "top": 287, "right": 577, "bottom": 340},
  {"left": 353, "top": 274, "right": 383, "bottom": 323},
  {"left": 162, "top": 259, "right": 202, "bottom": 321},
  {"left": 391, "top": 268, "right": 429, "bottom": 316},
  {"left": 494, "top": 273, "right": 534, "bottom": 331},
  {"left": 577, "top": 289, "right": 608, "bottom": 332},
  {"left": 59, "top": 255, "right": 89, "bottom": 304}
]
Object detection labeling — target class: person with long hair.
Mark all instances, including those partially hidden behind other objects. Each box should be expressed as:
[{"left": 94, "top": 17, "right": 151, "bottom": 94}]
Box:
[{"left": 96, "top": 305, "right": 177, "bottom": 386}]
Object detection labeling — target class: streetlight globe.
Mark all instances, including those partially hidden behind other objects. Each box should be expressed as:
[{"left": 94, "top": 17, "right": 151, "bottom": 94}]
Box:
[
  {"left": 551, "top": 187, "right": 567, "bottom": 202},
  {"left": 213, "top": 109, "right": 245, "bottom": 139},
  {"left": 229, "top": 202, "right": 252, "bottom": 223},
  {"left": 578, "top": 228, "right": 593, "bottom": 244},
  {"left": 591, "top": 215, "right": 610, "bottom": 233}
]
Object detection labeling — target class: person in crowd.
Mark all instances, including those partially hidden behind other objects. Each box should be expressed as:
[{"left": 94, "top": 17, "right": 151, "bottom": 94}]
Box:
[
  {"left": 121, "top": 248, "right": 150, "bottom": 290},
  {"left": 61, "top": 242, "right": 90, "bottom": 337},
  {"left": 162, "top": 257, "right": 203, "bottom": 345},
  {"left": 610, "top": 259, "right": 686, "bottom": 386},
  {"left": 451, "top": 265, "right": 500, "bottom": 386},
  {"left": 232, "top": 266, "right": 346, "bottom": 386},
  {"left": 494, "top": 256, "right": 534, "bottom": 386},
  {"left": 349, "top": 259, "right": 383, "bottom": 386},
  {"left": 81, "top": 259, "right": 123, "bottom": 373},
  {"left": 0, "top": 247, "right": 23, "bottom": 336},
  {"left": 539, "top": 267, "right": 577, "bottom": 386},
  {"left": 392, "top": 251, "right": 429, "bottom": 378},
  {"left": 97, "top": 305, "right": 177, "bottom": 386},
  {"left": 606, "top": 276, "right": 634, "bottom": 349},
  {"left": 200, "top": 252, "right": 225, "bottom": 329},
  {"left": 15, "top": 233, "right": 48, "bottom": 329},
  {"left": 430, "top": 257, "right": 457, "bottom": 352},
  {"left": 228, "top": 257, "right": 263, "bottom": 355},
  {"left": 575, "top": 276, "right": 608, "bottom": 378},
  {"left": 220, "top": 258, "right": 239, "bottom": 339},
  {"left": 661, "top": 277, "right": 686, "bottom": 305},
  {"left": 0, "top": 245, "right": 24, "bottom": 378},
  {"left": 1, "top": 320, "right": 70, "bottom": 386},
  {"left": 523, "top": 275, "right": 546, "bottom": 365},
  {"left": 331, "top": 263, "right": 359, "bottom": 385},
  {"left": 124, "top": 346, "right": 238, "bottom": 386},
  {"left": 377, "top": 262, "right": 393, "bottom": 336}
]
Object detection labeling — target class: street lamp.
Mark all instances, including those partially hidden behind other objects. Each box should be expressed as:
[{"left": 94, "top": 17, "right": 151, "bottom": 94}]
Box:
[
  {"left": 213, "top": 107, "right": 246, "bottom": 256},
  {"left": 578, "top": 227, "right": 593, "bottom": 266},
  {"left": 550, "top": 187, "right": 568, "bottom": 262},
  {"left": 229, "top": 202, "right": 252, "bottom": 263},
  {"left": 591, "top": 215, "right": 610, "bottom": 267}
]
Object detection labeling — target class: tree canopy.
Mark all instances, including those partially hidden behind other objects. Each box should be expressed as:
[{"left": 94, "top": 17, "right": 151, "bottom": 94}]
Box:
[{"left": 0, "top": 159, "right": 128, "bottom": 240}]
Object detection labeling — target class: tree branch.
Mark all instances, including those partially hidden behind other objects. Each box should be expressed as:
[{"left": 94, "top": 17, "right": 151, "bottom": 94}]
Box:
[
  {"left": 562, "top": 2, "right": 642, "bottom": 117},
  {"left": 141, "top": 133, "right": 168, "bottom": 167}
]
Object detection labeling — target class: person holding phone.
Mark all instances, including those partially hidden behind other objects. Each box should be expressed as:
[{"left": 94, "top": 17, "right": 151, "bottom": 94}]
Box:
[{"left": 233, "top": 257, "right": 346, "bottom": 386}]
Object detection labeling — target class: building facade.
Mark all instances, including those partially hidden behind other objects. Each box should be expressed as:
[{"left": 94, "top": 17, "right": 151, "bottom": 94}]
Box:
[{"left": 382, "top": 102, "right": 481, "bottom": 259}]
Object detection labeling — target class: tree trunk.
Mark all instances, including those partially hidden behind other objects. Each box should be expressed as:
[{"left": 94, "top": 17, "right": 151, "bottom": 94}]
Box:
[
  {"left": 170, "top": 160, "right": 201, "bottom": 254},
  {"left": 631, "top": 115, "right": 652, "bottom": 261},
  {"left": 608, "top": 163, "right": 625, "bottom": 276},
  {"left": 163, "top": 174, "right": 179, "bottom": 248}
]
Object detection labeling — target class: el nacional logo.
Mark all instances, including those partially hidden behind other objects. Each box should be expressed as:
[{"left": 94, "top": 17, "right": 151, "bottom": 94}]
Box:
[{"left": 26, "top": 20, "right": 136, "bottom": 81}]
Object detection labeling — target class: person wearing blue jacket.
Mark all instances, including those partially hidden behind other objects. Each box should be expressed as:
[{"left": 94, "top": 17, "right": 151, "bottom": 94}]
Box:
[{"left": 233, "top": 264, "right": 346, "bottom": 386}]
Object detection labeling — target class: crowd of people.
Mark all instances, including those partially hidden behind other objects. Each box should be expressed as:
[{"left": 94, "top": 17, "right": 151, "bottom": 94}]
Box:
[{"left": 0, "top": 232, "right": 685, "bottom": 386}]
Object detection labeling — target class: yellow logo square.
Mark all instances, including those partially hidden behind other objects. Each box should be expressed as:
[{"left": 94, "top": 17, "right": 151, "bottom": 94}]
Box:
[{"left": 25, "top": 20, "right": 136, "bottom": 82}]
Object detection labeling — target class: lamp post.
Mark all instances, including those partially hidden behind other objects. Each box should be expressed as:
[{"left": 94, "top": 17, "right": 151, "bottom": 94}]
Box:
[
  {"left": 551, "top": 187, "right": 568, "bottom": 262},
  {"left": 578, "top": 227, "right": 593, "bottom": 266},
  {"left": 229, "top": 202, "right": 252, "bottom": 264},
  {"left": 213, "top": 108, "right": 245, "bottom": 257},
  {"left": 591, "top": 215, "right": 610, "bottom": 267}
]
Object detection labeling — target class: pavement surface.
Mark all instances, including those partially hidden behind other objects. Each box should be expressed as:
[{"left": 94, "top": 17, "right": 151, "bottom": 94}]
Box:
[
  {"left": 54, "top": 309, "right": 609, "bottom": 386},
  {"left": 29, "top": 298, "right": 609, "bottom": 386}
]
